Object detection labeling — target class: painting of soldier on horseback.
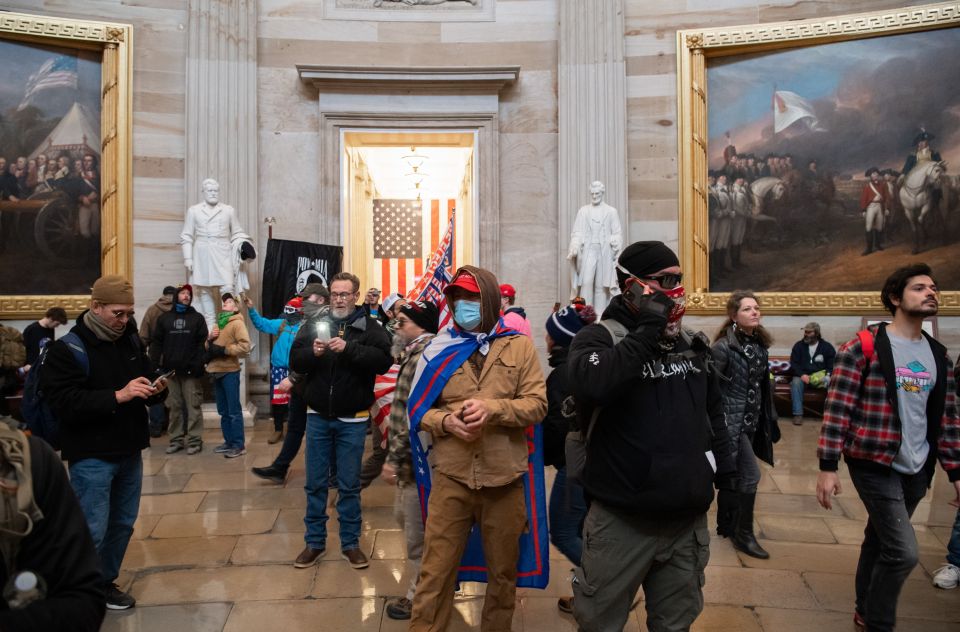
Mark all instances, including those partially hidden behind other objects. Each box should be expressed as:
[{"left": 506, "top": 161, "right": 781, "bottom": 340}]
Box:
[{"left": 705, "top": 26, "right": 960, "bottom": 293}]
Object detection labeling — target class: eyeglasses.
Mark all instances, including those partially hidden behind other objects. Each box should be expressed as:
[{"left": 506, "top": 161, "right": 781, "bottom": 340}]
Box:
[
  {"left": 641, "top": 273, "right": 683, "bottom": 290},
  {"left": 330, "top": 292, "right": 355, "bottom": 300},
  {"left": 110, "top": 309, "right": 135, "bottom": 319},
  {"left": 394, "top": 317, "right": 411, "bottom": 327}
]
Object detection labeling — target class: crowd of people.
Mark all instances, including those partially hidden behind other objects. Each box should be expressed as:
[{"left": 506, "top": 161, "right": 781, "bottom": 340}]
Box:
[
  {"left": 0, "top": 242, "right": 958, "bottom": 632},
  {"left": 0, "top": 151, "right": 100, "bottom": 202}
]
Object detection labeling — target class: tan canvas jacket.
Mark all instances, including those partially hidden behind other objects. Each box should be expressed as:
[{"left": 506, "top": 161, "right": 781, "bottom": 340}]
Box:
[
  {"left": 420, "top": 333, "right": 546, "bottom": 489},
  {"left": 206, "top": 313, "right": 251, "bottom": 373}
]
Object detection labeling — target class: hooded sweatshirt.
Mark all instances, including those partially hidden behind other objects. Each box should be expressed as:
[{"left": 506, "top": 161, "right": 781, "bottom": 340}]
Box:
[{"left": 138, "top": 294, "right": 174, "bottom": 346}]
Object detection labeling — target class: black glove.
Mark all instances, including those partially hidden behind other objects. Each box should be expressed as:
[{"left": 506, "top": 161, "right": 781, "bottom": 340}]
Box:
[
  {"left": 207, "top": 344, "right": 227, "bottom": 359},
  {"left": 623, "top": 288, "right": 673, "bottom": 330},
  {"left": 715, "top": 488, "right": 740, "bottom": 538}
]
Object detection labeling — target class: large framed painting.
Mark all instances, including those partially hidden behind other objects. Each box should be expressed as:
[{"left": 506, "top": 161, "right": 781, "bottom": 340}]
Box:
[
  {"left": 677, "top": 3, "right": 960, "bottom": 314},
  {"left": 0, "top": 12, "right": 132, "bottom": 318}
]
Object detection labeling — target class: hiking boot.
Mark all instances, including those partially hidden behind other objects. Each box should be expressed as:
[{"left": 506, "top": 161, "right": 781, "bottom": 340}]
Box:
[
  {"left": 213, "top": 443, "right": 230, "bottom": 454},
  {"left": 341, "top": 548, "right": 369, "bottom": 569},
  {"left": 224, "top": 447, "right": 247, "bottom": 459},
  {"left": 186, "top": 445, "right": 202, "bottom": 455},
  {"left": 294, "top": 546, "right": 325, "bottom": 568},
  {"left": 268, "top": 430, "right": 283, "bottom": 444},
  {"left": 105, "top": 583, "right": 136, "bottom": 610},
  {"left": 165, "top": 444, "right": 184, "bottom": 454},
  {"left": 252, "top": 464, "right": 287, "bottom": 484},
  {"left": 386, "top": 597, "right": 413, "bottom": 620},
  {"left": 792, "top": 415, "right": 803, "bottom": 426},
  {"left": 557, "top": 596, "right": 574, "bottom": 614},
  {"left": 933, "top": 563, "right": 960, "bottom": 589}
]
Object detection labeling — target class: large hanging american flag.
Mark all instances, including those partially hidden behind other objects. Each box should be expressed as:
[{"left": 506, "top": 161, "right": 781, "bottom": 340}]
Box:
[
  {"left": 373, "top": 198, "right": 455, "bottom": 297},
  {"left": 19, "top": 56, "right": 78, "bottom": 111}
]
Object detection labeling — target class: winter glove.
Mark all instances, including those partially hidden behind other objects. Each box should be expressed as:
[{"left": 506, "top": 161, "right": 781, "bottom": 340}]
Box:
[
  {"left": 207, "top": 344, "right": 227, "bottom": 359},
  {"left": 715, "top": 488, "right": 740, "bottom": 538},
  {"left": 624, "top": 290, "right": 673, "bottom": 333}
]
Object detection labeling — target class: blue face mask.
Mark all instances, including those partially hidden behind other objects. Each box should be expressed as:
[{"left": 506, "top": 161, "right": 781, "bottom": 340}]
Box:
[{"left": 453, "top": 300, "right": 482, "bottom": 331}]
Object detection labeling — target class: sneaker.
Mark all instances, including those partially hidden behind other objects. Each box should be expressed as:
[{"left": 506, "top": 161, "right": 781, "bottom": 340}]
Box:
[
  {"left": 213, "top": 443, "right": 230, "bottom": 454},
  {"left": 341, "top": 548, "right": 369, "bottom": 569},
  {"left": 294, "top": 546, "right": 325, "bottom": 568},
  {"left": 252, "top": 464, "right": 287, "bottom": 484},
  {"left": 557, "top": 596, "right": 574, "bottom": 614},
  {"left": 933, "top": 563, "right": 960, "bottom": 589},
  {"left": 224, "top": 447, "right": 247, "bottom": 459},
  {"left": 853, "top": 611, "right": 866, "bottom": 632},
  {"left": 186, "top": 445, "right": 202, "bottom": 455},
  {"left": 386, "top": 597, "right": 412, "bottom": 620},
  {"left": 165, "top": 444, "right": 184, "bottom": 454},
  {"left": 792, "top": 415, "right": 804, "bottom": 426},
  {"left": 105, "top": 583, "right": 136, "bottom": 610}
]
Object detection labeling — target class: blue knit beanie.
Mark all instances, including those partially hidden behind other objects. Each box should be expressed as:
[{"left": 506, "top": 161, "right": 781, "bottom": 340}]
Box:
[{"left": 545, "top": 304, "right": 597, "bottom": 346}]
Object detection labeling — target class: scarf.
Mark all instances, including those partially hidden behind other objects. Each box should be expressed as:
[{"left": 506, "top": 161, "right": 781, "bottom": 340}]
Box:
[
  {"left": 83, "top": 310, "right": 124, "bottom": 342},
  {"left": 217, "top": 311, "right": 234, "bottom": 330},
  {"left": 302, "top": 301, "right": 326, "bottom": 319}
]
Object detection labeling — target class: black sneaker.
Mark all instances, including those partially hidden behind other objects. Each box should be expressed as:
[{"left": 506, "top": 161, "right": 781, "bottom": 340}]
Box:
[
  {"left": 105, "top": 583, "right": 136, "bottom": 610},
  {"left": 252, "top": 464, "right": 287, "bottom": 484},
  {"left": 386, "top": 597, "right": 413, "bottom": 620}
]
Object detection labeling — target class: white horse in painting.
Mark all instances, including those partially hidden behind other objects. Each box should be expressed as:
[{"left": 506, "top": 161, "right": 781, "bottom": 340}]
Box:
[
  {"left": 749, "top": 177, "right": 785, "bottom": 219},
  {"left": 899, "top": 160, "right": 946, "bottom": 254}
]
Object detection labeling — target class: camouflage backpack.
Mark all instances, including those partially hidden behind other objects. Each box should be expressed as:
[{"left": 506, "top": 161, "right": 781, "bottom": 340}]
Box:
[
  {"left": 0, "top": 326, "right": 25, "bottom": 369},
  {"left": 0, "top": 417, "right": 42, "bottom": 579}
]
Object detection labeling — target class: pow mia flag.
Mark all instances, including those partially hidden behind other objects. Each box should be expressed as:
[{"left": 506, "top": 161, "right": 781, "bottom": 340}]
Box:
[{"left": 261, "top": 239, "right": 342, "bottom": 318}]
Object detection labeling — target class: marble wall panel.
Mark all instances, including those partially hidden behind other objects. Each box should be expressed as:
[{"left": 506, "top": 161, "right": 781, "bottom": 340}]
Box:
[
  {"left": 134, "top": 156, "right": 185, "bottom": 179},
  {"left": 625, "top": 74, "right": 675, "bottom": 100},
  {"left": 441, "top": 0, "right": 558, "bottom": 43},
  {"left": 135, "top": 177, "right": 188, "bottom": 220},
  {"left": 628, "top": 198, "right": 678, "bottom": 223},
  {"left": 258, "top": 68, "right": 319, "bottom": 133},
  {"left": 134, "top": 130, "right": 185, "bottom": 160},
  {"left": 378, "top": 22, "right": 441, "bottom": 43},
  {"left": 256, "top": 130, "right": 320, "bottom": 240},
  {"left": 498, "top": 70, "right": 557, "bottom": 135},
  {"left": 629, "top": 219, "right": 679, "bottom": 254},
  {"left": 498, "top": 133, "right": 558, "bottom": 227}
]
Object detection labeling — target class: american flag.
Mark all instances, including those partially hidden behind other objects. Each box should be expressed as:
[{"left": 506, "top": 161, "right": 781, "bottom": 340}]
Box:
[
  {"left": 19, "top": 56, "right": 78, "bottom": 111},
  {"left": 373, "top": 198, "right": 455, "bottom": 297}
]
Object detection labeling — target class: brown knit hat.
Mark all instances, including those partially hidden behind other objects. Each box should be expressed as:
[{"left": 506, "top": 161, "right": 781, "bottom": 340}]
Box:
[{"left": 91, "top": 275, "right": 134, "bottom": 305}]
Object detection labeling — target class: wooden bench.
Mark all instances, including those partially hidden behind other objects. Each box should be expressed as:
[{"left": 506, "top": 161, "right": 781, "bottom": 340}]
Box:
[{"left": 769, "top": 356, "right": 826, "bottom": 419}]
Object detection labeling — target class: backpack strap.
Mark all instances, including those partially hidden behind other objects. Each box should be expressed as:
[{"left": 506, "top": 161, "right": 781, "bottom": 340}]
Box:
[
  {"left": 856, "top": 329, "right": 875, "bottom": 365},
  {"left": 582, "top": 319, "right": 630, "bottom": 443},
  {"left": 59, "top": 332, "right": 89, "bottom": 376}
]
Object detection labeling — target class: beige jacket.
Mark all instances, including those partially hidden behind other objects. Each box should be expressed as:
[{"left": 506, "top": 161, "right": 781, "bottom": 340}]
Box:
[
  {"left": 206, "top": 312, "right": 250, "bottom": 373},
  {"left": 421, "top": 333, "right": 547, "bottom": 489}
]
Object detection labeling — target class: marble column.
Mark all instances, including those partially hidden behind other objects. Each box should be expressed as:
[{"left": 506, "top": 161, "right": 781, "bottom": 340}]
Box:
[
  {"left": 186, "top": 0, "right": 259, "bottom": 426},
  {"left": 558, "top": 0, "right": 628, "bottom": 302}
]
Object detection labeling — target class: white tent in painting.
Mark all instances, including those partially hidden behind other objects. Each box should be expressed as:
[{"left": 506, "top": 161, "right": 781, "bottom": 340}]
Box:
[{"left": 29, "top": 102, "right": 100, "bottom": 161}]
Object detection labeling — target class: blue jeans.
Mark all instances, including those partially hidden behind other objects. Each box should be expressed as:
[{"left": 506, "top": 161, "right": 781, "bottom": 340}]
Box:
[
  {"left": 849, "top": 463, "right": 928, "bottom": 632},
  {"left": 148, "top": 402, "right": 166, "bottom": 434},
  {"left": 274, "top": 391, "right": 307, "bottom": 470},
  {"left": 946, "top": 507, "right": 960, "bottom": 567},
  {"left": 304, "top": 414, "right": 367, "bottom": 551},
  {"left": 790, "top": 377, "right": 805, "bottom": 416},
  {"left": 69, "top": 453, "right": 143, "bottom": 585},
  {"left": 549, "top": 465, "right": 588, "bottom": 566},
  {"left": 214, "top": 371, "right": 244, "bottom": 449}
]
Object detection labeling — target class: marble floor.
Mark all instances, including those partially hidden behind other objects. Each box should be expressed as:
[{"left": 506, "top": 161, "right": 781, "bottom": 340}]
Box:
[{"left": 100, "top": 418, "right": 960, "bottom": 632}]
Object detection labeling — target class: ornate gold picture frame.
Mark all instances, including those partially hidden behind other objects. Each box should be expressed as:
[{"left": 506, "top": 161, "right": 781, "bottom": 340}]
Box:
[
  {"left": 0, "top": 12, "right": 132, "bottom": 319},
  {"left": 677, "top": 2, "right": 960, "bottom": 315}
]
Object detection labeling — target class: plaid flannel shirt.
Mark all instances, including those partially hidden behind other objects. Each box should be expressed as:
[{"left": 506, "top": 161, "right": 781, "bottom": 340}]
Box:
[
  {"left": 817, "top": 326, "right": 960, "bottom": 481},
  {"left": 385, "top": 334, "right": 434, "bottom": 483}
]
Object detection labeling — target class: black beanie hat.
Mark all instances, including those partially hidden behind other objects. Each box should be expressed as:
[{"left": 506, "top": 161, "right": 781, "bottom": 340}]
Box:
[
  {"left": 162, "top": 285, "right": 177, "bottom": 296},
  {"left": 616, "top": 241, "right": 680, "bottom": 287},
  {"left": 399, "top": 300, "right": 439, "bottom": 334}
]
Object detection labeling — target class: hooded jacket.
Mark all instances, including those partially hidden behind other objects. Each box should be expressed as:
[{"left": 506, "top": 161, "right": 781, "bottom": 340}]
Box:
[
  {"left": 138, "top": 294, "right": 173, "bottom": 346},
  {"left": 149, "top": 300, "right": 209, "bottom": 377},
  {"left": 248, "top": 306, "right": 300, "bottom": 370},
  {"left": 206, "top": 312, "right": 251, "bottom": 373}
]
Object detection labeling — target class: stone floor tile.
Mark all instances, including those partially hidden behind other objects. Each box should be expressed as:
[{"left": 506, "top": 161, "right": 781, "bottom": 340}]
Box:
[
  {"left": 151, "top": 509, "right": 279, "bottom": 538},
  {"left": 707, "top": 536, "right": 745, "bottom": 567},
  {"left": 310, "top": 559, "right": 417, "bottom": 599},
  {"left": 230, "top": 532, "right": 372, "bottom": 565},
  {"left": 362, "top": 505, "right": 403, "bottom": 531},
  {"left": 517, "top": 563, "right": 576, "bottom": 597},
  {"left": 756, "top": 515, "right": 836, "bottom": 544},
  {"left": 755, "top": 607, "right": 855, "bottom": 631},
  {"left": 835, "top": 496, "right": 869, "bottom": 521},
  {"left": 803, "top": 571, "right": 960, "bottom": 621},
  {"left": 138, "top": 491, "right": 207, "bottom": 515},
  {"left": 370, "top": 528, "right": 406, "bottom": 560},
  {"left": 132, "top": 514, "right": 162, "bottom": 540},
  {"left": 161, "top": 453, "right": 272, "bottom": 476},
  {"left": 121, "top": 536, "right": 238, "bottom": 570},
  {"left": 737, "top": 541, "right": 860, "bottom": 573},
  {"left": 184, "top": 470, "right": 289, "bottom": 492},
  {"left": 140, "top": 473, "right": 192, "bottom": 495},
  {"left": 756, "top": 470, "right": 779, "bottom": 493},
  {"left": 360, "top": 480, "right": 399, "bottom": 507},
  {"left": 132, "top": 564, "right": 315, "bottom": 605},
  {"left": 756, "top": 492, "right": 846, "bottom": 519},
  {"left": 100, "top": 602, "right": 233, "bottom": 632},
  {"left": 824, "top": 517, "right": 946, "bottom": 551},
  {"left": 518, "top": 595, "right": 641, "bottom": 632},
  {"left": 930, "top": 526, "right": 953, "bottom": 549},
  {"left": 197, "top": 487, "right": 307, "bottom": 512},
  {"left": 637, "top": 604, "right": 761, "bottom": 631},
  {"left": 141, "top": 455, "right": 168, "bottom": 476},
  {"left": 767, "top": 472, "right": 818, "bottom": 495},
  {"left": 702, "top": 567, "right": 818, "bottom": 610},
  {"left": 223, "top": 599, "right": 382, "bottom": 632},
  {"left": 272, "top": 508, "right": 307, "bottom": 533}
]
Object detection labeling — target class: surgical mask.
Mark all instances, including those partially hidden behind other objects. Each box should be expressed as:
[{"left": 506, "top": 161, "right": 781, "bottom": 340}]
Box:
[{"left": 453, "top": 300, "right": 482, "bottom": 330}]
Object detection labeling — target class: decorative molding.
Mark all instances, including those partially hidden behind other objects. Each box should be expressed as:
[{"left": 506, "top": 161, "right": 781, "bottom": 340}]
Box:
[
  {"left": 687, "top": 291, "right": 960, "bottom": 316},
  {"left": 297, "top": 65, "right": 520, "bottom": 91},
  {"left": 0, "top": 297, "right": 90, "bottom": 321},
  {"left": 0, "top": 13, "right": 128, "bottom": 42},
  {"left": 322, "top": 0, "right": 495, "bottom": 22}
]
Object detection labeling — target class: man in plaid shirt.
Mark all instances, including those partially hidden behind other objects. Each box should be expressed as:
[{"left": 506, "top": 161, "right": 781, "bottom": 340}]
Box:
[{"left": 817, "top": 263, "right": 960, "bottom": 632}]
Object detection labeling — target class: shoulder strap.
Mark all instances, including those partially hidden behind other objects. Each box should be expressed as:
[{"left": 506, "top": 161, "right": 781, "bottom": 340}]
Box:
[
  {"left": 598, "top": 319, "right": 628, "bottom": 346},
  {"left": 856, "top": 329, "right": 875, "bottom": 365},
  {"left": 59, "top": 332, "right": 90, "bottom": 376}
]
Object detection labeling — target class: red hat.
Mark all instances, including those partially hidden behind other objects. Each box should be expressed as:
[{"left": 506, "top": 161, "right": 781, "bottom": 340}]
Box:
[
  {"left": 448, "top": 270, "right": 480, "bottom": 293},
  {"left": 499, "top": 284, "right": 516, "bottom": 299},
  {"left": 177, "top": 284, "right": 193, "bottom": 299},
  {"left": 284, "top": 296, "right": 303, "bottom": 313}
]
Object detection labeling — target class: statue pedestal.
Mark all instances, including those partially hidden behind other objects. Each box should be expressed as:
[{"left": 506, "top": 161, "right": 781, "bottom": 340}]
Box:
[{"left": 201, "top": 359, "right": 257, "bottom": 428}]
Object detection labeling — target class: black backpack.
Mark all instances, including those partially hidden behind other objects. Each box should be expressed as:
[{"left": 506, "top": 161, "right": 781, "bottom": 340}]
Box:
[{"left": 20, "top": 333, "right": 88, "bottom": 451}]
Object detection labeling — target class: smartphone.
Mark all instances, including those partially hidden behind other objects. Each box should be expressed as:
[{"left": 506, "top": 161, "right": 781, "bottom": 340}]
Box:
[
  {"left": 315, "top": 321, "right": 331, "bottom": 342},
  {"left": 151, "top": 370, "right": 175, "bottom": 388},
  {"left": 622, "top": 277, "right": 655, "bottom": 312}
]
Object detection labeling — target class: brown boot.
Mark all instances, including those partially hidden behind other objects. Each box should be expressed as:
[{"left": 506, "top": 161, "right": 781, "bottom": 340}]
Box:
[{"left": 268, "top": 430, "right": 283, "bottom": 444}]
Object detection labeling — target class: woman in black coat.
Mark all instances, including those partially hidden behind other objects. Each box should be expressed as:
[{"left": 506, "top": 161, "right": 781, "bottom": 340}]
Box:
[{"left": 711, "top": 290, "right": 779, "bottom": 559}]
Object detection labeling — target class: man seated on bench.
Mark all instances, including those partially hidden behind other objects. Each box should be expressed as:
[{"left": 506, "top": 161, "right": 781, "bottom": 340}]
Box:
[{"left": 790, "top": 322, "right": 836, "bottom": 425}]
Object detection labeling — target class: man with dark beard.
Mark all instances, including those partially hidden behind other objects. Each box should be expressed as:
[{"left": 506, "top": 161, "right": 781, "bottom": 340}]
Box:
[
  {"left": 817, "top": 263, "right": 960, "bottom": 632},
  {"left": 567, "top": 241, "right": 736, "bottom": 632},
  {"left": 789, "top": 321, "right": 836, "bottom": 425}
]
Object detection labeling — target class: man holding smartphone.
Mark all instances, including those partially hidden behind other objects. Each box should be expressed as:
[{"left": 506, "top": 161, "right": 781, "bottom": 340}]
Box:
[
  {"left": 289, "top": 272, "right": 392, "bottom": 571},
  {"left": 566, "top": 242, "right": 736, "bottom": 632}
]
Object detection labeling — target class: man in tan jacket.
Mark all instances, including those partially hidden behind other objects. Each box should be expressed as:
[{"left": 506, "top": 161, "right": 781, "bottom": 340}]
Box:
[
  {"left": 206, "top": 293, "right": 251, "bottom": 458},
  {"left": 409, "top": 266, "right": 547, "bottom": 632}
]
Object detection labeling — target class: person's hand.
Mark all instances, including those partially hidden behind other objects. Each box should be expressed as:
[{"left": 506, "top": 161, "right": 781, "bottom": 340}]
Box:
[
  {"left": 326, "top": 337, "right": 347, "bottom": 354},
  {"left": 442, "top": 410, "right": 481, "bottom": 442},
  {"left": 21, "top": 364, "right": 30, "bottom": 374},
  {"left": 185, "top": 259, "right": 193, "bottom": 273},
  {"left": 312, "top": 338, "right": 326, "bottom": 357},
  {"left": 276, "top": 377, "right": 293, "bottom": 393},
  {"left": 209, "top": 326, "right": 219, "bottom": 340},
  {"left": 800, "top": 374, "right": 810, "bottom": 385},
  {"left": 566, "top": 251, "right": 577, "bottom": 261},
  {"left": 381, "top": 462, "right": 398, "bottom": 485},
  {"left": 243, "top": 296, "right": 254, "bottom": 308},
  {"left": 151, "top": 377, "right": 169, "bottom": 394},
  {"left": 816, "top": 471, "right": 842, "bottom": 510},
  {"left": 461, "top": 399, "right": 489, "bottom": 432},
  {"left": 115, "top": 377, "right": 155, "bottom": 403},
  {"left": 950, "top": 480, "right": 960, "bottom": 509}
]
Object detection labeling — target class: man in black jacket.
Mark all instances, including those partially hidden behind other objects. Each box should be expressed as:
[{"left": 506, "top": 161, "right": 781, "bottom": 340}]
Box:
[
  {"left": 289, "top": 272, "right": 392, "bottom": 571},
  {"left": 39, "top": 275, "right": 167, "bottom": 611},
  {"left": 149, "top": 284, "right": 209, "bottom": 455},
  {"left": 0, "top": 432, "right": 105, "bottom": 631},
  {"left": 567, "top": 242, "right": 736, "bottom": 632},
  {"left": 789, "top": 321, "right": 836, "bottom": 424}
]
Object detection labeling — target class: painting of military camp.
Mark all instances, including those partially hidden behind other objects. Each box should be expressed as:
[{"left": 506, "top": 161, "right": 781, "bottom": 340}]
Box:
[
  {"left": 0, "top": 37, "right": 102, "bottom": 296},
  {"left": 706, "top": 26, "right": 960, "bottom": 294}
]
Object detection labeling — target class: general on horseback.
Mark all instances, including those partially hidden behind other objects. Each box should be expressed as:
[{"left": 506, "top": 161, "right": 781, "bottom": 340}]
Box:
[{"left": 899, "top": 128, "right": 948, "bottom": 254}]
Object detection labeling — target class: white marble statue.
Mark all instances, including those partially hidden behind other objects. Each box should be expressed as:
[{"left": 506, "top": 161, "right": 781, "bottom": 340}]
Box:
[
  {"left": 567, "top": 180, "right": 622, "bottom": 312},
  {"left": 181, "top": 178, "right": 253, "bottom": 329}
]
